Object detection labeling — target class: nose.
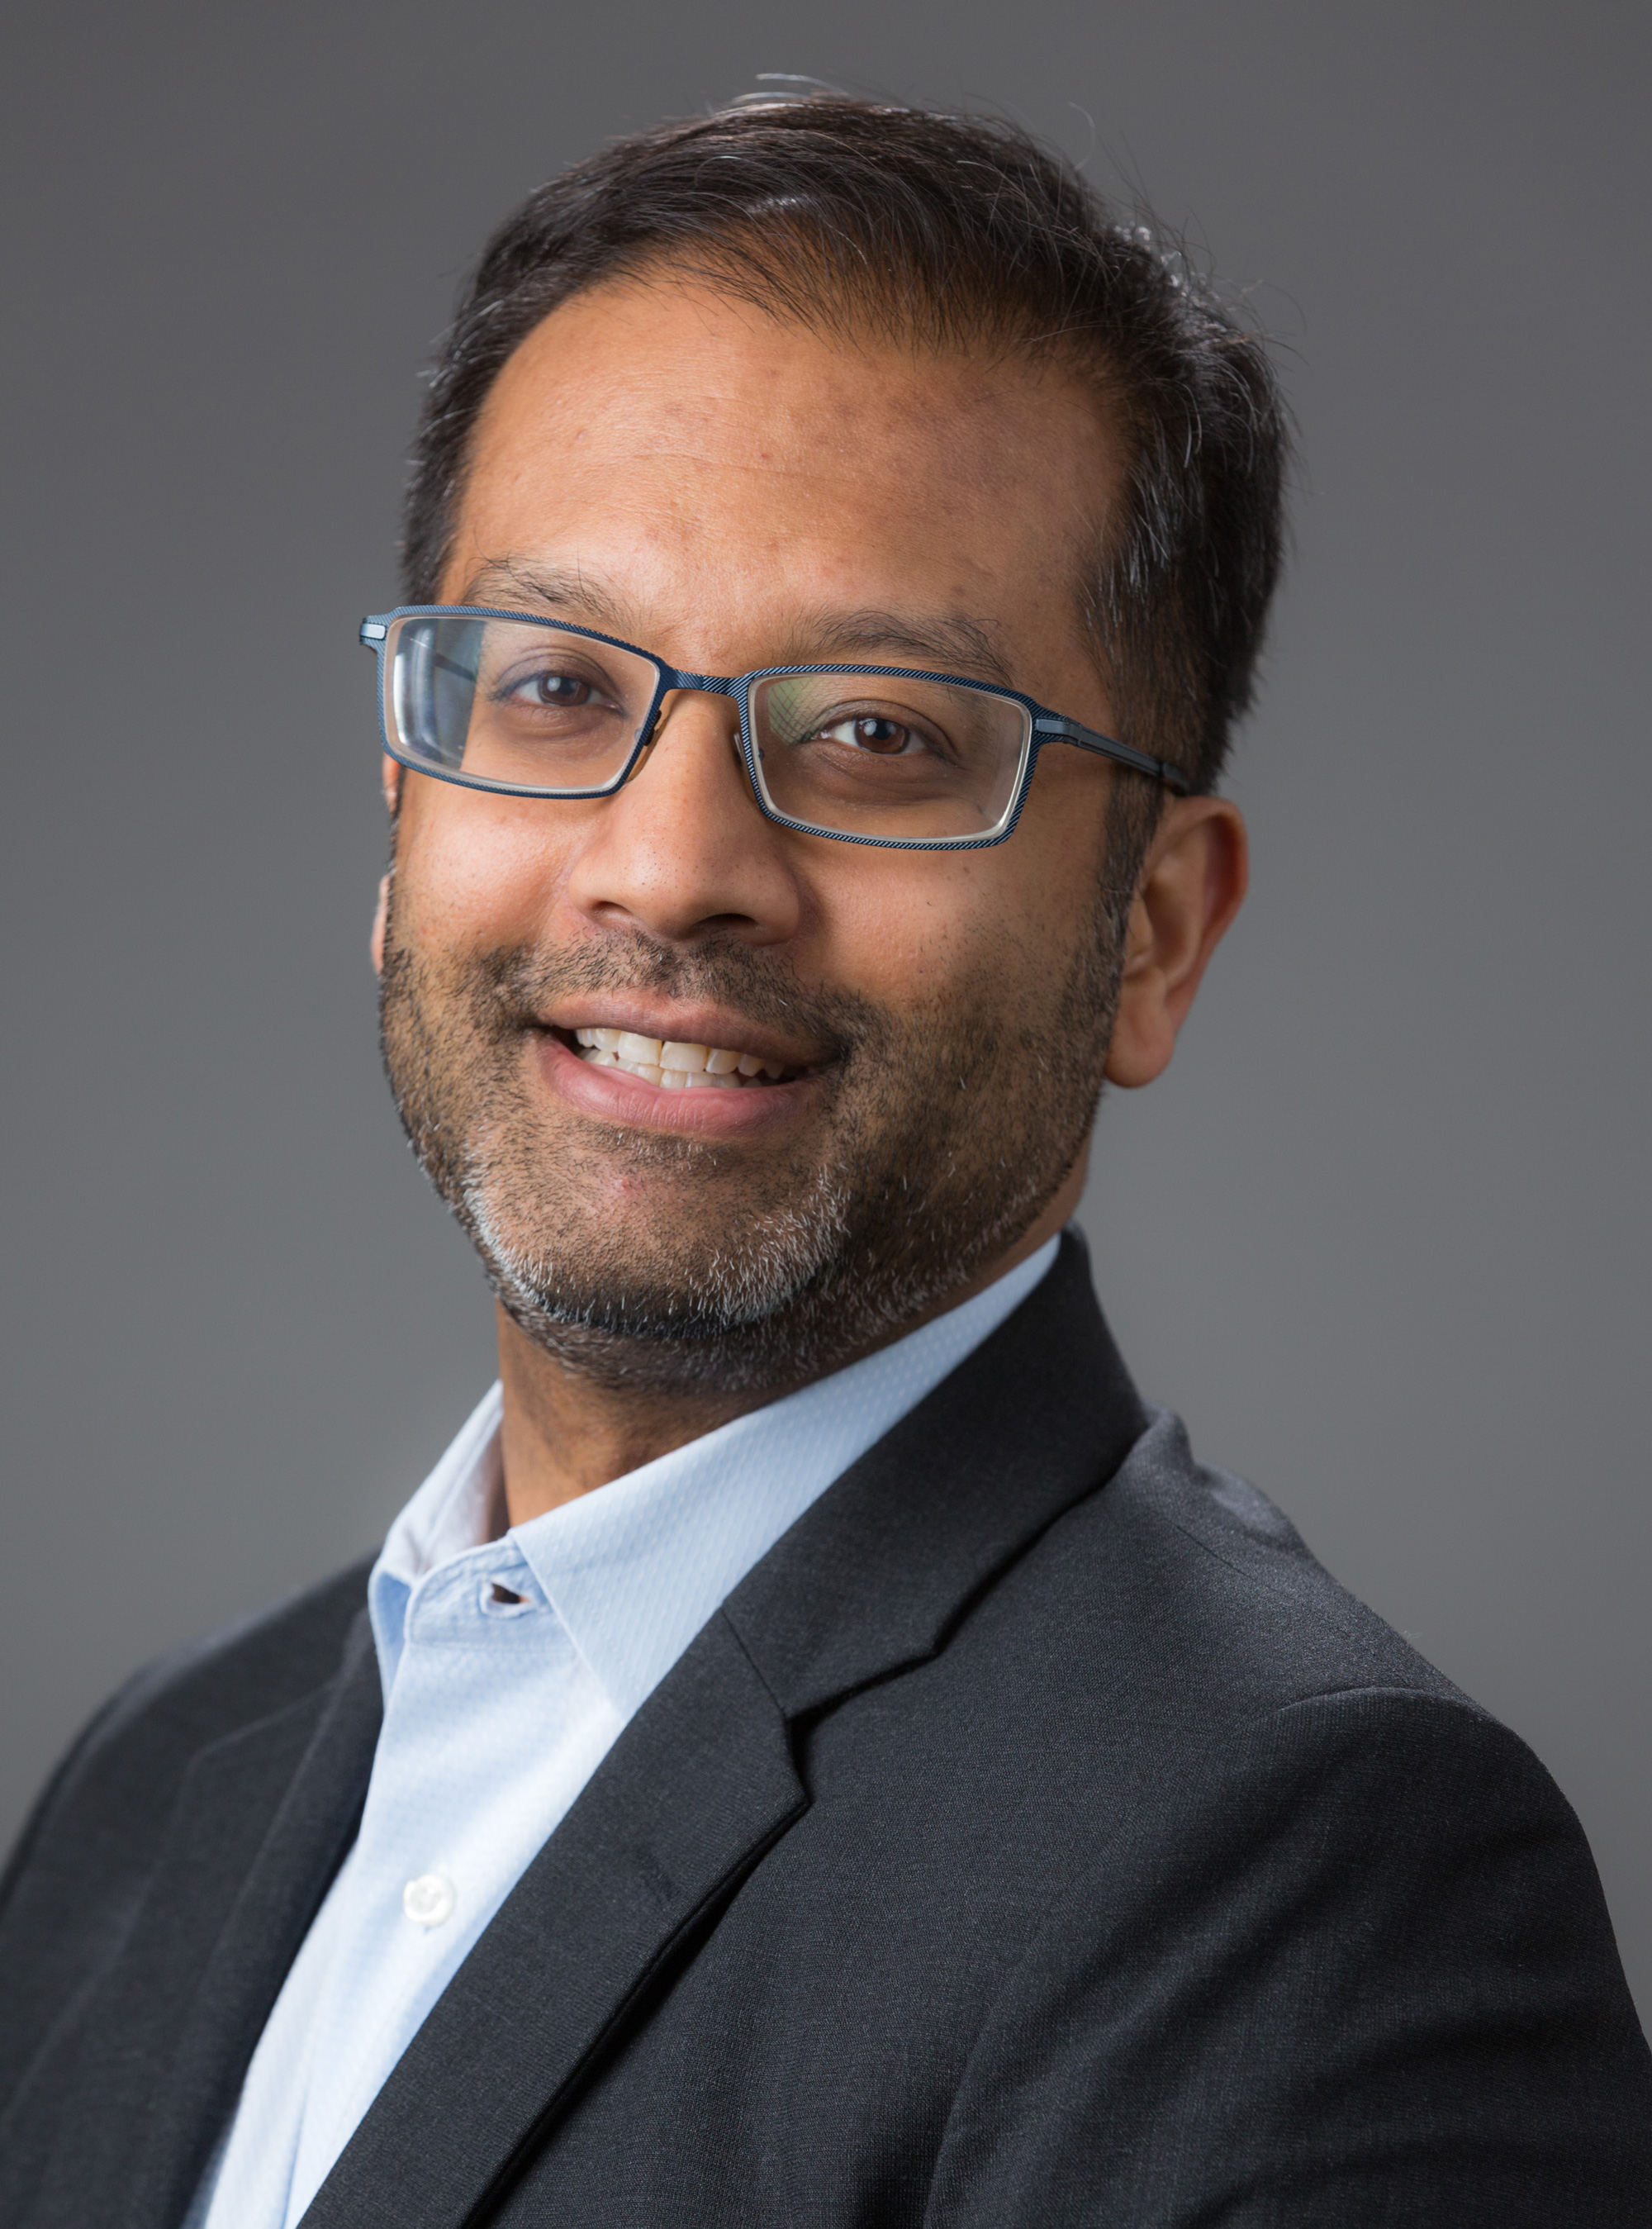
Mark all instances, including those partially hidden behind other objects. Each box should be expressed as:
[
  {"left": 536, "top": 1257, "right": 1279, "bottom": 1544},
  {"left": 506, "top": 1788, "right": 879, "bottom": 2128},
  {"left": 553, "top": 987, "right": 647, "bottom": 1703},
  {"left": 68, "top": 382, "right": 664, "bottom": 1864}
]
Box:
[{"left": 562, "top": 691, "right": 804, "bottom": 948}]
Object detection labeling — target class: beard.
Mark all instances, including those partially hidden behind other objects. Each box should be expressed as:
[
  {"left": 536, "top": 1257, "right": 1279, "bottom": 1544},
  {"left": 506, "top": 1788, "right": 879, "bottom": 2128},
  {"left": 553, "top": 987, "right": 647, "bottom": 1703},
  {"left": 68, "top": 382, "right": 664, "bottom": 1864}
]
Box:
[{"left": 379, "top": 866, "right": 1130, "bottom": 1400}]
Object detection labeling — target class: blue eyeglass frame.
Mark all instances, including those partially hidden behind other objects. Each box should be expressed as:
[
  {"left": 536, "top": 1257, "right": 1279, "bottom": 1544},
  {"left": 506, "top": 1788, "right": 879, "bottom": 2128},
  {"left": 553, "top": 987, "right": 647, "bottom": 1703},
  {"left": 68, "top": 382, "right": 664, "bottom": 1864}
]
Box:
[{"left": 358, "top": 604, "right": 1190, "bottom": 851}]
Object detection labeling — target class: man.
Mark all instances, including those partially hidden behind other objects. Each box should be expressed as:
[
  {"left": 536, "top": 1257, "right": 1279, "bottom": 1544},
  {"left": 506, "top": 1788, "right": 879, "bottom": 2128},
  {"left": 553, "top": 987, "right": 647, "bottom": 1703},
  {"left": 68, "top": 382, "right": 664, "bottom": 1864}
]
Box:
[{"left": 0, "top": 89, "right": 1646, "bottom": 2228}]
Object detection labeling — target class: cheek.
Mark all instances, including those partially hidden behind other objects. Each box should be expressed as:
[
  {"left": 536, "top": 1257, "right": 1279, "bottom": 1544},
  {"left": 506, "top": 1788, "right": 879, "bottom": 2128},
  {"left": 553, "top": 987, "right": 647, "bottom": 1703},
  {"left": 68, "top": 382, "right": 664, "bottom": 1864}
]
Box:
[
  {"left": 393, "top": 786, "right": 589, "bottom": 953},
  {"left": 815, "top": 847, "right": 1065, "bottom": 1015}
]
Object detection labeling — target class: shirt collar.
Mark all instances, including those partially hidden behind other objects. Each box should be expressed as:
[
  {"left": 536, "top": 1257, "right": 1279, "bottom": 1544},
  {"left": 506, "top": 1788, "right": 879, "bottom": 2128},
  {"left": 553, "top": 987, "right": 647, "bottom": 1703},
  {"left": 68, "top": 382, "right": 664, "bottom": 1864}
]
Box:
[{"left": 370, "top": 1234, "right": 1061, "bottom": 1721}]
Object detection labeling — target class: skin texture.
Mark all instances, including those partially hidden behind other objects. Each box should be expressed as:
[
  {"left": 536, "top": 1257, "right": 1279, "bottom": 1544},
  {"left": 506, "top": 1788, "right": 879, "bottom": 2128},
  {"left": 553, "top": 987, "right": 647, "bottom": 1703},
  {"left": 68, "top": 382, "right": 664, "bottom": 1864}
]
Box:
[{"left": 373, "top": 275, "right": 1246, "bottom": 1520}]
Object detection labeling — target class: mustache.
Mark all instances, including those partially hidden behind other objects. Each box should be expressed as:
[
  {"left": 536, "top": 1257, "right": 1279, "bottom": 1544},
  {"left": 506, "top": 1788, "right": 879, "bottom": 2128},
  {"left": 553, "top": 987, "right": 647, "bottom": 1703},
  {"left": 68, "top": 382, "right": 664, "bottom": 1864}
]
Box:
[{"left": 467, "top": 927, "right": 886, "bottom": 1062}]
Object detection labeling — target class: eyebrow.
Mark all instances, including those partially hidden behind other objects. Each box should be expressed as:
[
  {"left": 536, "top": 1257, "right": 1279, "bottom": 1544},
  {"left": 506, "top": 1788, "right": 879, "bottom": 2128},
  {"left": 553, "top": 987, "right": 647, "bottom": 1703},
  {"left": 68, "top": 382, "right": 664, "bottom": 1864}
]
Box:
[
  {"left": 454, "top": 560, "right": 1019, "bottom": 690},
  {"left": 790, "top": 609, "right": 1016, "bottom": 688},
  {"left": 457, "top": 560, "right": 632, "bottom": 632}
]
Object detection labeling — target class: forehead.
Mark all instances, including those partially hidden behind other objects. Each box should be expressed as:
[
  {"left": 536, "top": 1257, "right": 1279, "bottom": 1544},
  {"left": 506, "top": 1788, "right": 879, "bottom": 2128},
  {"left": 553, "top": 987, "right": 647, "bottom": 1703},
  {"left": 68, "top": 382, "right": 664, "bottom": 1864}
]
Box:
[{"left": 445, "top": 276, "right": 1121, "bottom": 660}]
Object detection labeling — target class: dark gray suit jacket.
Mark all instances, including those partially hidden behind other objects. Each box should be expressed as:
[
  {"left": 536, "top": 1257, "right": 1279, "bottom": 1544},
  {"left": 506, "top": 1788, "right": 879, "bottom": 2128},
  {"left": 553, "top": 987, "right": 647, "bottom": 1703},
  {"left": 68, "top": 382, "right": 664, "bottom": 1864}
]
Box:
[{"left": 2, "top": 1236, "right": 1649, "bottom": 2226}]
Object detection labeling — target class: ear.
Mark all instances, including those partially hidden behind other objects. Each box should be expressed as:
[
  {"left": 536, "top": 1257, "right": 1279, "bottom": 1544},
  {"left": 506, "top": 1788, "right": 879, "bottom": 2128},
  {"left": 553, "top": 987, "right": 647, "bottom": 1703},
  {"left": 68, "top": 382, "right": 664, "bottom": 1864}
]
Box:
[
  {"left": 371, "top": 756, "right": 404, "bottom": 978},
  {"left": 1104, "top": 796, "right": 1248, "bottom": 1090}
]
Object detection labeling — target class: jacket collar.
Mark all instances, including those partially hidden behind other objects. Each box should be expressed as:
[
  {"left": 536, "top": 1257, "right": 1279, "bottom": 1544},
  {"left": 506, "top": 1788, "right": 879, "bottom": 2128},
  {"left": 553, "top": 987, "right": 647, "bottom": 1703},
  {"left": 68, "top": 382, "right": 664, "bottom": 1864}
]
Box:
[{"left": 724, "top": 1229, "right": 1146, "bottom": 1716}]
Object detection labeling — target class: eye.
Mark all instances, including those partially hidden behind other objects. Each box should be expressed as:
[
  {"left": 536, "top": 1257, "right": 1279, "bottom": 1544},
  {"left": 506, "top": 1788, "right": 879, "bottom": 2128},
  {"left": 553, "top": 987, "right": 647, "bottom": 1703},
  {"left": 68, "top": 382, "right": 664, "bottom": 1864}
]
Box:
[
  {"left": 817, "top": 715, "right": 925, "bottom": 757},
  {"left": 506, "top": 668, "right": 597, "bottom": 709}
]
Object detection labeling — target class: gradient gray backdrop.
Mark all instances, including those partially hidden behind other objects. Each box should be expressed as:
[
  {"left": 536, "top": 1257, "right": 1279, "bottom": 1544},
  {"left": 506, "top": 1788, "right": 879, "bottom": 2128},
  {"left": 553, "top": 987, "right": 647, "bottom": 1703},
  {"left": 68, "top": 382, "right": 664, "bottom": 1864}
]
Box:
[{"left": 3, "top": 0, "right": 1648, "bottom": 2023}]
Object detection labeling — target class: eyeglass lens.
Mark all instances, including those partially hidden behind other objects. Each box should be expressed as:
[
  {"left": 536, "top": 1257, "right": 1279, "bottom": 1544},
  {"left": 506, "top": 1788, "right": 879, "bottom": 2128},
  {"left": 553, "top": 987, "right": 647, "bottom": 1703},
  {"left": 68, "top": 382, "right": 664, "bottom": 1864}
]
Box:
[
  {"left": 748, "top": 673, "right": 1030, "bottom": 841},
  {"left": 385, "top": 615, "right": 1033, "bottom": 843},
  {"left": 388, "top": 615, "right": 658, "bottom": 794}
]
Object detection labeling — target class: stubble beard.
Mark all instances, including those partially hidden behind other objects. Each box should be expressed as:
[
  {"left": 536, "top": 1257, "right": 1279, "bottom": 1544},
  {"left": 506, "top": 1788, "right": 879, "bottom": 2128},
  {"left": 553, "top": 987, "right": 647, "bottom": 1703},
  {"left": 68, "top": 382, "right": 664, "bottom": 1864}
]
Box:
[{"left": 379, "top": 877, "right": 1130, "bottom": 1400}]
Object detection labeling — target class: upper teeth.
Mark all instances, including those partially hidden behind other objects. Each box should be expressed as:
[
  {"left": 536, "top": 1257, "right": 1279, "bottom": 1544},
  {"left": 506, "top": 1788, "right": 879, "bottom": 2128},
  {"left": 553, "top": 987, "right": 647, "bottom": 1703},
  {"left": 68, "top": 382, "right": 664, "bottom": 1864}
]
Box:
[{"left": 572, "top": 1028, "right": 789, "bottom": 1088}]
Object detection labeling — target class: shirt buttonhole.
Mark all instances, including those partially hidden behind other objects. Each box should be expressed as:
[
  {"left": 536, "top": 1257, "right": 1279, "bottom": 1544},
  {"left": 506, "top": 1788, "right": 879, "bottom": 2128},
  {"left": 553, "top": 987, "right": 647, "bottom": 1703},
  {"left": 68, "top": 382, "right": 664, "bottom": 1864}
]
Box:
[{"left": 479, "top": 1578, "right": 536, "bottom": 1617}]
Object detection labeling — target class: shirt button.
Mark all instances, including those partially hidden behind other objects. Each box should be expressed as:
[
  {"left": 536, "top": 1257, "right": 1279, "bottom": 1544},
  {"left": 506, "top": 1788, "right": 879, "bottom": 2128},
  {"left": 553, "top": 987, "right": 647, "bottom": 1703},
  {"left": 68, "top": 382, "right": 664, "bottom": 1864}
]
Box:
[{"left": 403, "top": 1871, "right": 458, "bottom": 1927}]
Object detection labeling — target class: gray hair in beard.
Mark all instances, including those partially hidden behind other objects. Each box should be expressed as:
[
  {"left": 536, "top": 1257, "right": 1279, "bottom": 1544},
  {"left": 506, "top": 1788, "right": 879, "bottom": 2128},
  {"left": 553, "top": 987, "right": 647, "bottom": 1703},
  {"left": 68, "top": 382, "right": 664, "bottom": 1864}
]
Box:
[{"left": 379, "top": 855, "right": 1136, "bottom": 1400}]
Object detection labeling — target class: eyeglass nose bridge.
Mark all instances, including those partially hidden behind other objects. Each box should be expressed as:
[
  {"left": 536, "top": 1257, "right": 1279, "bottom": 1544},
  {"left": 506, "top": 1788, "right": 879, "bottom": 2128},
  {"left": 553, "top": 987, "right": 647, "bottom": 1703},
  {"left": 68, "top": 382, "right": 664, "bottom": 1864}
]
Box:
[
  {"left": 635, "top": 669, "right": 748, "bottom": 762},
  {"left": 662, "top": 669, "right": 740, "bottom": 697}
]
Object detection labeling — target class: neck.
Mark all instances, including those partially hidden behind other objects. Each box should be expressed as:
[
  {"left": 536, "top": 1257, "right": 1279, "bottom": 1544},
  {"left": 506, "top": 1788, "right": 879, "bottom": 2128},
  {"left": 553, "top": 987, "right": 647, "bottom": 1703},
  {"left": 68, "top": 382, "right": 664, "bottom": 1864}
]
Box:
[{"left": 495, "top": 1167, "right": 1085, "bottom": 1524}]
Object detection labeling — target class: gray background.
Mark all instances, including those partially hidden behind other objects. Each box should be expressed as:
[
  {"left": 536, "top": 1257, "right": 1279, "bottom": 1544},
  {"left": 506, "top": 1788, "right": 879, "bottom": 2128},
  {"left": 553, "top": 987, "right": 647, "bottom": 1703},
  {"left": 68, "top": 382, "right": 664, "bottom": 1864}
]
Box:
[{"left": 2, "top": 0, "right": 1647, "bottom": 2023}]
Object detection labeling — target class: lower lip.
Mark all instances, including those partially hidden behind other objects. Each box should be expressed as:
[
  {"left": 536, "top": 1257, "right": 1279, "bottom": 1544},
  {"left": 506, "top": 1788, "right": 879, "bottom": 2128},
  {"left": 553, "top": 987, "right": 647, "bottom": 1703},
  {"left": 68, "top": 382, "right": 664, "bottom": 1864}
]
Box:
[{"left": 536, "top": 1034, "right": 819, "bottom": 1137}]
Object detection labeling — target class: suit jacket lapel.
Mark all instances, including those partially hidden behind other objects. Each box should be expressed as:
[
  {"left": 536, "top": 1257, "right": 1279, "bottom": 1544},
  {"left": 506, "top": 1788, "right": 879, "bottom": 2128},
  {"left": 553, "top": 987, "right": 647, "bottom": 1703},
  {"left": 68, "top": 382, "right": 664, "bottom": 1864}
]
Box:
[
  {"left": 36, "top": 1608, "right": 383, "bottom": 2229},
  {"left": 726, "top": 1231, "right": 1146, "bottom": 1715},
  {"left": 302, "top": 1612, "right": 805, "bottom": 2229},
  {"left": 305, "top": 1233, "right": 1144, "bottom": 2229}
]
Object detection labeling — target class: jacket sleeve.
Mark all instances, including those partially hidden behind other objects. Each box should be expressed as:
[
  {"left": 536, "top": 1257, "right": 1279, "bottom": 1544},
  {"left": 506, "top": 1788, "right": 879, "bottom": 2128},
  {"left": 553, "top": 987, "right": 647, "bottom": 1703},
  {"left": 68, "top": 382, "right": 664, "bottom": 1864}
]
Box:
[{"left": 924, "top": 1687, "right": 1652, "bottom": 2227}]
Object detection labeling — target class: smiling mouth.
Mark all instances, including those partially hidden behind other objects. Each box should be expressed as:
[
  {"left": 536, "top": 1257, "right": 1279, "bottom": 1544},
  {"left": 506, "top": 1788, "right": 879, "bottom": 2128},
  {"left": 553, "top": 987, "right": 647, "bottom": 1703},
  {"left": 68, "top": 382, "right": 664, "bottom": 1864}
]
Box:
[{"left": 556, "top": 1027, "right": 808, "bottom": 1090}]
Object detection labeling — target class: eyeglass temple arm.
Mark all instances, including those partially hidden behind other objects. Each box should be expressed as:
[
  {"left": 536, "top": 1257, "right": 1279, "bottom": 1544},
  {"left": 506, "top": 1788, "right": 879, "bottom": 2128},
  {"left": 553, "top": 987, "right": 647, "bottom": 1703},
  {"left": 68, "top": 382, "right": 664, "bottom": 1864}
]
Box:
[{"left": 1033, "top": 715, "right": 1191, "bottom": 797}]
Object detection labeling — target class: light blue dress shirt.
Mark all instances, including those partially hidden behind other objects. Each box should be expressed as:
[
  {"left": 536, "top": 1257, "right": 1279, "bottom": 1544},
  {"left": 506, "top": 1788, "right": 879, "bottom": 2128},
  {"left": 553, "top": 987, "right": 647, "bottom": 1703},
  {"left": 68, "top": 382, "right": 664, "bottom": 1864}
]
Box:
[{"left": 192, "top": 1236, "right": 1059, "bottom": 2229}]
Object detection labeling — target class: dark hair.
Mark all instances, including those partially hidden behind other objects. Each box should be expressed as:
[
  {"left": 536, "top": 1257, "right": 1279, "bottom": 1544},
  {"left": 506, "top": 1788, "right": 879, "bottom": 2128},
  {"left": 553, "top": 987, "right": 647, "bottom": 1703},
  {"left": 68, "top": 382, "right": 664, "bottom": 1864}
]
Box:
[{"left": 402, "top": 93, "right": 1288, "bottom": 791}]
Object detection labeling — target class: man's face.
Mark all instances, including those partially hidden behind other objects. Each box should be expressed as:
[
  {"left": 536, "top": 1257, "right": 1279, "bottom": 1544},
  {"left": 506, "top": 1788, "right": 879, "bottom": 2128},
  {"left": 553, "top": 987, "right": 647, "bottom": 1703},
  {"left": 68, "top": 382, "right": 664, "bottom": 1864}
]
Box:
[{"left": 380, "top": 275, "right": 1140, "bottom": 1391}]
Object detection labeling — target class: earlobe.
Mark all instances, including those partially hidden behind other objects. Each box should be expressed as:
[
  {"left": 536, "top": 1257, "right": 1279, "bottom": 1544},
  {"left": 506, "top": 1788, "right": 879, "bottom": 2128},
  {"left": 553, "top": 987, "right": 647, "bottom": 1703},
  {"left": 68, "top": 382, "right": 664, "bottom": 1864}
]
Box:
[
  {"left": 371, "top": 872, "right": 391, "bottom": 978},
  {"left": 1103, "top": 797, "right": 1247, "bottom": 1091},
  {"left": 372, "top": 759, "right": 402, "bottom": 977}
]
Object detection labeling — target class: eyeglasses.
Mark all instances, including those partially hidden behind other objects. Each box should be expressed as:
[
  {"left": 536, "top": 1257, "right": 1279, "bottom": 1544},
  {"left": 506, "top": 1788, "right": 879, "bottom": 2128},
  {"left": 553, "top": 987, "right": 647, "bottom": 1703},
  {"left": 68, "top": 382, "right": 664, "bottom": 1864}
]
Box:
[{"left": 358, "top": 606, "right": 1189, "bottom": 850}]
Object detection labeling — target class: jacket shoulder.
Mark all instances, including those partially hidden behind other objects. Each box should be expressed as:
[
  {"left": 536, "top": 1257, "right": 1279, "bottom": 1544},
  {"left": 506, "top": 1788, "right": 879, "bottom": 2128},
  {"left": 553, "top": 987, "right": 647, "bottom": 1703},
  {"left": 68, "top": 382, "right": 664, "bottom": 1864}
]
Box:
[
  {"left": 2, "top": 1554, "right": 375, "bottom": 1899},
  {"left": 0, "top": 1557, "right": 373, "bottom": 2103},
  {"left": 921, "top": 1418, "right": 1652, "bottom": 2210},
  {"left": 1033, "top": 1404, "right": 1474, "bottom": 1722}
]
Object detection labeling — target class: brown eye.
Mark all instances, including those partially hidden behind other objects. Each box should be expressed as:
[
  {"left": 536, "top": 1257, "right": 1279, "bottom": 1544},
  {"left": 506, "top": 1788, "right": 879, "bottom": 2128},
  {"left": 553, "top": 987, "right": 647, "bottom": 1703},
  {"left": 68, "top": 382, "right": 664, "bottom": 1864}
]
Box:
[
  {"left": 814, "top": 715, "right": 919, "bottom": 755},
  {"left": 532, "top": 671, "right": 594, "bottom": 707},
  {"left": 849, "top": 716, "right": 909, "bottom": 753}
]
